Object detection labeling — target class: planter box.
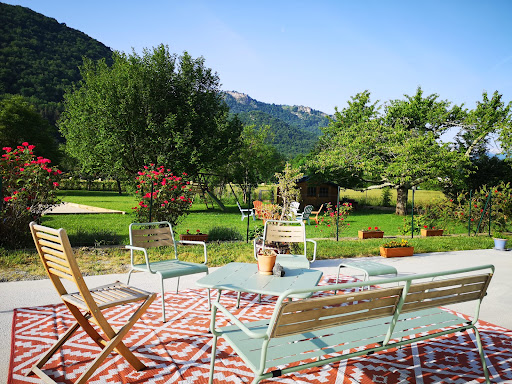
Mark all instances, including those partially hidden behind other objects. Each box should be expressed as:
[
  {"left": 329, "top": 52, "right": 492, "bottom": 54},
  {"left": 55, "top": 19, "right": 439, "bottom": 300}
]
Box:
[
  {"left": 179, "top": 234, "right": 208, "bottom": 242},
  {"left": 380, "top": 246, "right": 414, "bottom": 258},
  {"left": 358, "top": 230, "right": 384, "bottom": 239},
  {"left": 421, "top": 229, "right": 444, "bottom": 237}
]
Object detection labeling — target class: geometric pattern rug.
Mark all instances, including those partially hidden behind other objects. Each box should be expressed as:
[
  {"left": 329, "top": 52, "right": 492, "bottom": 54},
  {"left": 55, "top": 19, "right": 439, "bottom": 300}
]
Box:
[{"left": 8, "top": 275, "right": 512, "bottom": 384}]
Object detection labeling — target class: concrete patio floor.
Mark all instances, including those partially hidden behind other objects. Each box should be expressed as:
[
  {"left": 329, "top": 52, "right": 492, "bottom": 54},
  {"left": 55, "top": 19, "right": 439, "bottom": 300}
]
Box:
[{"left": 2, "top": 248, "right": 510, "bottom": 382}]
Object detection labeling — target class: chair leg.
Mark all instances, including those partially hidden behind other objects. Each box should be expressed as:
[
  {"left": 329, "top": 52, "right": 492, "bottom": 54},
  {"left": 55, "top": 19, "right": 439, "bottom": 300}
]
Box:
[
  {"left": 236, "top": 291, "right": 241, "bottom": 308},
  {"left": 27, "top": 321, "right": 81, "bottom": 377},
  {"left": 127, "top": 268, "right": 134, "bottom": 284},
  {"left": 176, "top": 276, "right": 181, "bottom": 294},
  {"left": 161, "top": 278, "right": 166, "bottom": 323},
  {"left": 209, "top": 334, "right": 218, "bottom": 384},
  {"left": 473, "top": 326, "right": 491, "bottom": 383}
]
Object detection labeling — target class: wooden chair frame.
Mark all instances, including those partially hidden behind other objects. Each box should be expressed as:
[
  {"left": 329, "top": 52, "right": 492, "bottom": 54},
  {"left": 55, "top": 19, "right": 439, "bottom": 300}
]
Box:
[
  {"left": 29, "top": 222, "right": 156, "bottom": 384},
  {"left": 126, "top": 221, "right": 210, "bottom": 322}
]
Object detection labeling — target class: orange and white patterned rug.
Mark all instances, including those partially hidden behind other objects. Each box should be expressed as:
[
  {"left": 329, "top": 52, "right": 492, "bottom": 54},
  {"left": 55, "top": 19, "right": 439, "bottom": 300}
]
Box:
[{"left": 8, "top": 276, "right": 512, "bottom": 383}]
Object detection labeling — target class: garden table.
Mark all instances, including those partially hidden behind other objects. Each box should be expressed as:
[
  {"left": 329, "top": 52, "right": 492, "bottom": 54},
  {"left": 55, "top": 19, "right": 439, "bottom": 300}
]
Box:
[
  {"left": 335, "top": 259, "right": 397, "bottom": 291},
  {"left": 196, "top": 262, "right": 323, "bottom": 307}
]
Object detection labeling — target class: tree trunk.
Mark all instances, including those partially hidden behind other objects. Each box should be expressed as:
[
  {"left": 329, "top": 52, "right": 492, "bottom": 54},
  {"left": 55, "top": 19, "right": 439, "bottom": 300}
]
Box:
[
  {"left": 396, "top": 186, "right": 408, "bottom": 216},
  {"left": 116, "top": 179, "right": 122, "bottom": 195}
]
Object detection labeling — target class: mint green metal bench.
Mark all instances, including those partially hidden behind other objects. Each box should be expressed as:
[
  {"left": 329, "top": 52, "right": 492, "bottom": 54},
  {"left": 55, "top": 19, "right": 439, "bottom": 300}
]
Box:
[
  {"left": 209, "top": 264, "right": 494, "bottom": 383},
  {"left": 126, "top": 221, "right": 209, "bottom": 322}
]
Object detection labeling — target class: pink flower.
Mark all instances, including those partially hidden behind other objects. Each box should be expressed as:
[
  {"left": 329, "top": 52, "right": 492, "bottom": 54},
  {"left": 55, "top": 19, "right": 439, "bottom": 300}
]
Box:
[
  {"left": 53, "top": 182, "right": 59, "bottom": 187},
  {"left": 22, "top": 142, "right": 29, "bottom": 146}
]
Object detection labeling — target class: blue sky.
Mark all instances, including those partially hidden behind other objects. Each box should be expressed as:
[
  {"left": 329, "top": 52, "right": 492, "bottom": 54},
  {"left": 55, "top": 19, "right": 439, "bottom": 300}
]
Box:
[{"left": 4, "top": 0, "right": 512, "bottom": 116}]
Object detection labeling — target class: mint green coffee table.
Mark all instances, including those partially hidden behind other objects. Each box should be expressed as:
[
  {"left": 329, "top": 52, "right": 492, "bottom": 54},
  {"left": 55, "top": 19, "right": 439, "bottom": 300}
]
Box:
[
  {"left": 196, "top": 262, "right": 323, "bottom": 307},
  {"left": 336, "top": 259, "right": 397, "bottom": 291}
]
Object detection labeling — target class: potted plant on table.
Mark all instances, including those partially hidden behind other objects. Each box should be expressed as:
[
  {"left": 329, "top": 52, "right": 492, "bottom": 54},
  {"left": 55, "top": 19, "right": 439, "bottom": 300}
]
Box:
[
  {"left": 179, "top": 229, "right": 208, "bottom": 242},
  {"left": 358, "top": 226, "right": 384, "bottom": 239},
  {"left": 380, "top": 239, "right": 414, "bottom": 258},
  {"left": 257, "top": 249, "right": 277, "bottom": 275}
]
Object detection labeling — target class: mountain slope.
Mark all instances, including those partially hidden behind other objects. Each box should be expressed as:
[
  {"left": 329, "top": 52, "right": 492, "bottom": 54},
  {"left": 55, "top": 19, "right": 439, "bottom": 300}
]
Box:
[
  {"left": 224, "top": 91, "right": 329, "bottom": 135},
  {"left": 235, "top": 110, "right": 319, "bottom": 157},
  {"left": 0, "top": 2, "right": 113, "bottom": 106}
]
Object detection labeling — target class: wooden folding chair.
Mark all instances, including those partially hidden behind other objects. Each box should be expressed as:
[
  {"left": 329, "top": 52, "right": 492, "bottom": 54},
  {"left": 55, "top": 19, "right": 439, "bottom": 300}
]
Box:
[{"left": 29, "top": 222, "right": 156, "bottom": 384}]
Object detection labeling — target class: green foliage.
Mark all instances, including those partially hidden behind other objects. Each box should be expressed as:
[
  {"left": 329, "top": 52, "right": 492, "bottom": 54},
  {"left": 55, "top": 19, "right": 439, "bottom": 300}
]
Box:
[
  {"left": 451, "top": 182, "right": 512, "bottom": 235},
  {"left": 134, "top": 165, "right": 194, "bottom": 226},
  {"left": 235, "top": 111, "right": 319, "bottom": 157},
  {"left": 208, "top": 226, "right": 243, "bottom": 241},
  {"left": 0, "top": 95, "right": 61, "bottom": 161},
  {"left": 381, "top": 239, "right": 410, "bottom": 248},
  {"left": 0, "top": 3, "right": 113, "bottom": 126},
  {"left": 221, "top": 124, "right": 283, "bottom": 202},
  {"left": 59, "top": 45, "right": 242, "bottom": 180},
  {"left": 381, "top": 187, "right": 391, "bottom": 207},
  {"left": 275, "top": 163, "right": 303, "bottom": 220},
  {"left": 317, "top": 202, "right": 353, "bottom": 237},
  {"left": 312, "top": 88, "right": 466, "bottom": 215},
  {"left": 0, "top": 143, "right": 61, "bottom": 247}
]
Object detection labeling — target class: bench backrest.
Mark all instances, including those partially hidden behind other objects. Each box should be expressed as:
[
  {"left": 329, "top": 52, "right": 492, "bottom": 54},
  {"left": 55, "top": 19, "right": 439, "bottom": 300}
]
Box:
[{"left": 270, "top": 268, "right": 493, "bottom": 339}]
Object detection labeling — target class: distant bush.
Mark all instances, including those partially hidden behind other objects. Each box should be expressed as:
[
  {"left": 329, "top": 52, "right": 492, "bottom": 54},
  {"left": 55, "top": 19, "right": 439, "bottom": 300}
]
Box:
[{"left": 208, "top": 226, "right": 243, "bottom": 241}]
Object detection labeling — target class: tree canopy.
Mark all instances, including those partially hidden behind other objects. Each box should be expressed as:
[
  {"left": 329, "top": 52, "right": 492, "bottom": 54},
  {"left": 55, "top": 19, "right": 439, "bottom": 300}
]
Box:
[
  {"left": 0, "top": 94, "right": 61, "bottom": 161},
  {"left": 311, "top": 88, "right": 466, "bottom": 215},
  {"left": 220, "top": 124, "right": 283, "bottom": 202},
  {"left": 59, "top": 45, "right": 242, "bottom": 181}
]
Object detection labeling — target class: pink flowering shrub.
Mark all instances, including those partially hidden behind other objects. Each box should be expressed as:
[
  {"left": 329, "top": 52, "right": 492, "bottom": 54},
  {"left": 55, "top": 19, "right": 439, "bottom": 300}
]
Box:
[
  {"left": 317, "top": 202, "right": 353, "bottom": 236},
  {"left": 1, "top": 143, "right": 62, "bottom": 247},
  {"left": 133, "top": 164, "right": 194, "bottom": 226}
]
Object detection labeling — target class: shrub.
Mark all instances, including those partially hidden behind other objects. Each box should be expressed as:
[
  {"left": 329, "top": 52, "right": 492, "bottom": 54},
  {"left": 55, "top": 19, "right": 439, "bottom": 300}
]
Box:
[
  {"left": 133, "top": 164, "right": 194, "bottom": 226},
  {"left": 317, "top": 201, "right": 353, "bottom": 237},
  {"left": 0, "top": 143, "right": 61, "bottom": 248},
  {"left": 208, "top": 226, "right": 243, "bottom": 241}
]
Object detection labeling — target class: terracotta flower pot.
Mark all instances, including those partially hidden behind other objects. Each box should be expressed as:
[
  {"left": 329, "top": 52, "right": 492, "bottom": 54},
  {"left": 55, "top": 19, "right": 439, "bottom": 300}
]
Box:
[
  {"left": 380, "top": 246, "right": 414, "bottom": 258},
  {"left": 179, "top": 234, "right": 208, "bottom": 242},
  {"left": 358, "top": 230, "right": 384, "bottom": 239},
  {"left": 258, "top": 253, "right": 277, "bottom": 275},
  {"left": 420, "top": 229, "right": 444, "bottom": 237}
]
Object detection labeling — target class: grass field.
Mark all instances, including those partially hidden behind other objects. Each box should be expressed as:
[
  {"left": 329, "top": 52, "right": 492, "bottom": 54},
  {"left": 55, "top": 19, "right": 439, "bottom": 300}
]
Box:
[{"left": 0, "top": 189, "right": 505, "bottom": 282}]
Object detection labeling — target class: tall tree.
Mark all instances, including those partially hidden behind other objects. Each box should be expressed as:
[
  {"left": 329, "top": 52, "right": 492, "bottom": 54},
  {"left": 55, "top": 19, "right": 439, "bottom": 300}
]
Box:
[
  {"left": 59, "top": 44, "right": 242, "bottom": 182},
  {"left": 311, "top": 88, "right": 465, "bottom": 215},
  {"left": 0, "top": 94, "right": 60, "bottom": 161},
  {"left": 222, "top": 124, "right": 283, "bottom": 202}
]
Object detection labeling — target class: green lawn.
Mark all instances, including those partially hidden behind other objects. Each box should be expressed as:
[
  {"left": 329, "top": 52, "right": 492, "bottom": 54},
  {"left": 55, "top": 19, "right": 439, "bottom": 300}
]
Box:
[{"left": 0, "top": 189, "right": 504, "bottom": 282}]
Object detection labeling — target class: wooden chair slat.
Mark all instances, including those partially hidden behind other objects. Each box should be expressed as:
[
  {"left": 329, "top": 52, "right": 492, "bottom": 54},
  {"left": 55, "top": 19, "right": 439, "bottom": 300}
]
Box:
[
  {"left": 48, "top": 267, "right": 74, "bottom": 282},
  {"left": 131, "top": 227, "right": 170, "bottom": 236},
  {"left": 38, "top": 238, "right": 65, "bottom": 252},
  {"left": 41, "top": 246, "right": 67, "bottom": 262},
  {"left": 46, "top": 260, "right": 72, "bottom": 275}
]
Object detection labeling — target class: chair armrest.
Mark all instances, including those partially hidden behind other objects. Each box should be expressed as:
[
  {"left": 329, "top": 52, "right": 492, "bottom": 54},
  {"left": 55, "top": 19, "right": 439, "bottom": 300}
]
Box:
[
  {"left": 176, "top": 240, "right": 208, "bottom": 264},
  {"left": 125, "top": 245, "right": 154, "bottom": 272},
  {"left": 306, "top": 239, "right": 317, "bottom": 263},
  {"left": 211, "top": 301, "right": 268, "bottom": 339}
]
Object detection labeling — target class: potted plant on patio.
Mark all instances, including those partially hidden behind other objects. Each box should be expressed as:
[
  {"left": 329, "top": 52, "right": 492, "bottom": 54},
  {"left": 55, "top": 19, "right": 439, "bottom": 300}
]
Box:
[
  {"left": 380, "top": 239, "right": 414, "bottom": 258},
  {"left": 179, "top": 229, "right": 208, "bottom": 242},
  {"left": 420, "top": 224, "right": 444, "bottom": 237},
  {"left": 358, "top": 226, "right": 384, "bottom": 239}
]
